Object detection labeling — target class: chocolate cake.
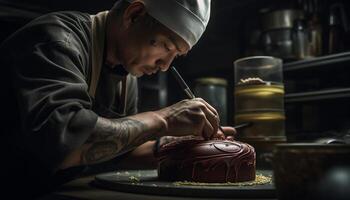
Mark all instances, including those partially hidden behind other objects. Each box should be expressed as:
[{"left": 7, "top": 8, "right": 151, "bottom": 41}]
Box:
[{"left": 156, "top": 137, "right": 256, "bottom": 183}]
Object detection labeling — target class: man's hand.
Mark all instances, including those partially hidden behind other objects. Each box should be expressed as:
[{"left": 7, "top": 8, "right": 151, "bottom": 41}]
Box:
[
  {"left": 211, "top": 126, "right": 237, "bottom": 140},
  {"left": 155, "top": 98, "right": 222, "bottom": 139},
  {"left": 58, "top": 98, "right": 233, "bottom": 170},
  {"left": 153, "top": 126, "right": 237, "bottom": 156}
]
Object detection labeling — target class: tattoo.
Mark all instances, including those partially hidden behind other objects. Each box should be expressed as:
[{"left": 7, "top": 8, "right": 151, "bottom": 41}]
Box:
[
  {"left": 81, "top": 117, "right": 154, "bottom": 165},
  {"left": 83, "top": 141, "right": 119, "bottom": 164}
]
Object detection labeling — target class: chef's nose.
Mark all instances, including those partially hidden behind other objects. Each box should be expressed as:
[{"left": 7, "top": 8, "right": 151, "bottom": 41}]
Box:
[{"left": 157, "top": 54, "right": 176, "bottom": 72}]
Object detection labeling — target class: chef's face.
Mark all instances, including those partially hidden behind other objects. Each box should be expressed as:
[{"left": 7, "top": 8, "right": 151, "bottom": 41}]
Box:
[
  {"left": 110, "top": 2, "right": 190, "bottom": 77},
  {"left": 123, "top": 23, "right": 189, "bottom": 77}
]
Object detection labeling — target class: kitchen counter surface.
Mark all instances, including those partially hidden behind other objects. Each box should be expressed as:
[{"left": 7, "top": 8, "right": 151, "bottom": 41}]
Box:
[{"left": 39, "top": 174, "right": 277, "bottom": 200}]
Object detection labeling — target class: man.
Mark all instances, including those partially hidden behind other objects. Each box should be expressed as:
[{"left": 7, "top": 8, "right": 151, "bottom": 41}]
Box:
[{"left": 0, "top": 0, "right": 236, "bottom": 197}]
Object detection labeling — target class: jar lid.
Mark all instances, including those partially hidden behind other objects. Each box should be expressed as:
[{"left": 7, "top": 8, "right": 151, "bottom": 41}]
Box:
[{"left": 195, "top": 77, "right": 227, "bottom": 86}]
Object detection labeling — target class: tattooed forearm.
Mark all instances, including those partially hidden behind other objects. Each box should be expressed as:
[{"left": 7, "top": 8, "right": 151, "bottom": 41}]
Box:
[
  {"left": 87, "top": 118, "right": 145, "bottom": 143},
  {"left": 82, "top": 141, "right": 119, "bottom": 164},
  {"left": 81, "top": 117, "right": 155, "bottom": 165}
]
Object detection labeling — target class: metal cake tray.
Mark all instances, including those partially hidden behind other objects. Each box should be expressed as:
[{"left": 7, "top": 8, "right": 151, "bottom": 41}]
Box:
[{"left": 93, "top": 170, "right": 276, "bottom": 198}]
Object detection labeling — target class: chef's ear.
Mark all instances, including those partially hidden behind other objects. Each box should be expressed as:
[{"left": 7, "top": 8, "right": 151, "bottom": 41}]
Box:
[{"left": 123, "top": 1, "right": 147, "bottom": 27}]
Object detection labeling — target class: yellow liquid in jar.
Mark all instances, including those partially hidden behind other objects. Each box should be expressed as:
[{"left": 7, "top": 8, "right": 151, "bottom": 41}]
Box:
[{"left": 234, "top": 83, "right": 286, "bottom": 141}]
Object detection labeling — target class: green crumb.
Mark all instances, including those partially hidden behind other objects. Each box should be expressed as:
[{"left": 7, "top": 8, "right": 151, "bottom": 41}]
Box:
[
  {"left": 129, "top": 176, "right": 140, "bottom": 183},
  {"left": 173, "top": 174, "right": 271, "bottom": 187}
]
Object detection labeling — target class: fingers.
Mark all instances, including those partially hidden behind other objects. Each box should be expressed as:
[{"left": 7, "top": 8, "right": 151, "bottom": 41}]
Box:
[
  {"left": 163, "top": 99, "right": 221, "bottom": 139},
  {"left": 195, "top": 98, "right": 219, "bottom": 119},
  {"left": 221, "top": 126, "right": 237, "bottom": 136},
  {"left": 211, "top": 126, "right": 236, "bottom": 140},
  {"left": 201, "top": 109, "right": 218, "bottom": 138},
  {"left": 196, "top": 122, "right": 212, "bottom": 140},
  {"left": 194, "top": 98, "right": 222, "bottom": 138},
  {"left": 226, "top": 136, "right": 234, "bottom": 141},
  {"left": 210, "top": 131, "right": 225, "bottom": 140},
  {"left": 190, "top": 98, "right": 219, "bottom": 138},
  {"left": 202, "top": 118, "right": 215, "bottom": 139},
  {"left": 220, "top": 126, "right": 236, "bottom": 141},
  {"left": 190, "top": 108, "right": 214, "bottom": 139}
]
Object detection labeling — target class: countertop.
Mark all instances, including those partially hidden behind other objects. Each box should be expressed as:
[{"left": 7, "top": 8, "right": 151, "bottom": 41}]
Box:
[{"left": 39, "top": 174, "right": 277, "bottom": 200}]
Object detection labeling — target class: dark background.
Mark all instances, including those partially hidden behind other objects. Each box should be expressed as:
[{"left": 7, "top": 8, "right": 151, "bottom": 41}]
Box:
[{"left": 1, "top": 0, "right": 350, "bottom": 142}]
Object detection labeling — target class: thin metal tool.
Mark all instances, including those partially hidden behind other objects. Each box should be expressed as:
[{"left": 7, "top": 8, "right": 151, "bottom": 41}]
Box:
[
  {"left": 234, "top": 122, "right": 252, "bottom": 130},
  {"left": 170, "top": 66, "right": 226, "bottom": 135},
  {"left": 221, "top": 122, "right": 253, "bottom": 136},
  {"left": 170, "top": 66, "right": 195, "bottom": 99}
]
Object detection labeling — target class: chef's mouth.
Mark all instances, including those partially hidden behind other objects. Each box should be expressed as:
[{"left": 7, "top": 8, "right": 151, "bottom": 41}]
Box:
[{"left": 143, "top": 67, "right": 159, "bottom": 75}]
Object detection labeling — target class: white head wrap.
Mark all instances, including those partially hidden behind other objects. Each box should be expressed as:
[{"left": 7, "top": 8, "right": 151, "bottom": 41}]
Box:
[{"left": 125, "top": 0, "right": 211, "bottom": 48}]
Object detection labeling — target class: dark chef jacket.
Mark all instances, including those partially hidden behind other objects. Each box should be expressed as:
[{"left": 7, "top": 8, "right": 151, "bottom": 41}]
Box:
[{"left": 0, "top": 11, "right": 138, "bottom": 197}]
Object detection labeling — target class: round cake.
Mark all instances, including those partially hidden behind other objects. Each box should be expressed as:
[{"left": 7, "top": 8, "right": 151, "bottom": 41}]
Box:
[{"left": 156, "top": 137, "right": 256, "bottom": 183}]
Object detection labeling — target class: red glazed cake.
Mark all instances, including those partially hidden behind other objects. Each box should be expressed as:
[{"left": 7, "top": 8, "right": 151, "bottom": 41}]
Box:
[{"left": 156, "top": 137, "right": 256, "bottom": 183}]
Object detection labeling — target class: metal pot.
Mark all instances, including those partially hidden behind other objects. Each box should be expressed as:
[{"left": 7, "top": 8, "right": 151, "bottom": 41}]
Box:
[
  {"left": 260, "top": 29, "right": 294, "bottom": 60},
  {"left": 262, "top": 9, "right": 305, "bottom": 30},
  {"left": 272, "top": 143, "right": 350, "bottom": 200},
  {"left": 260, "top": 9, "right": 307, "bottom": 60}
]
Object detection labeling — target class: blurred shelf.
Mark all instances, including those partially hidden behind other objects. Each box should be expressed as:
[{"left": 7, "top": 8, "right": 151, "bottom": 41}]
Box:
[
  {"left": 285, "top": 88, "right": 350, "bottom": 103},
  {"left": 284, "top": 52, "right": 350, "bottom": 72}
]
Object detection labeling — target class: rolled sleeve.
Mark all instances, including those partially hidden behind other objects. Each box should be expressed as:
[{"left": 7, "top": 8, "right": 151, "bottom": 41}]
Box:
[{"left": 11, "top": 40, "right": 97, "bottom": 171}]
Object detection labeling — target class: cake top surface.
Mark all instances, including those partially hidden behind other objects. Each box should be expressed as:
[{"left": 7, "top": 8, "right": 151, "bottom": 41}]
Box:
[{"left": 156, "top": 136, "right": 255, "bottom": 161}]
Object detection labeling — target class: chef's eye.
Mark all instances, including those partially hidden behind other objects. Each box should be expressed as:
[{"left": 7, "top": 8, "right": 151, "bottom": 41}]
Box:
[
  {"left": 163, "top": 43, "right": 170, "bottom": 52},
  {"left": 150, "top": 39, "right": 157, "bottom": 46}
]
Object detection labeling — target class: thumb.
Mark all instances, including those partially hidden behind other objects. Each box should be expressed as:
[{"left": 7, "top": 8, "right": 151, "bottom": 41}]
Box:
[{"left": 221, "top": 126, "right": 236, "bottom": 136}]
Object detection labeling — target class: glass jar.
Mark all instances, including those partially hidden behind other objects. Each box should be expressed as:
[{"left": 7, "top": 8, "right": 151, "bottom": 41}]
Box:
[{"left": 234, "top": 56, "right": 286, "bottom": 168}]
